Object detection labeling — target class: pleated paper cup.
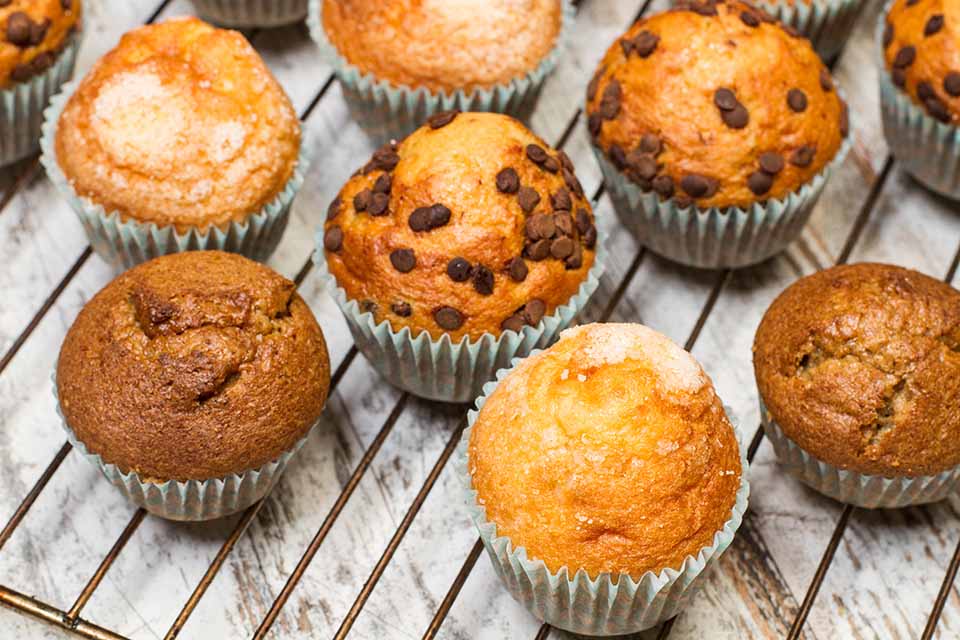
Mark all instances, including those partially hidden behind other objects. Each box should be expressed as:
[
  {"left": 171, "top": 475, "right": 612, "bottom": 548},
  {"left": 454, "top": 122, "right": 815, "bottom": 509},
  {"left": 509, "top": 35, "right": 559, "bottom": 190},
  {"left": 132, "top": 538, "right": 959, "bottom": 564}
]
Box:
[
  {"left": 53, "top": 374, "right": 313, "bottom": 521},
  {"left": 458, "top": 366, "right": 750, "bottom": 635},
  {"left": 755, "top": 0, "right": 864, "bottom": 63},
  {"left": 760, "top": 398, "right": 960, "bottom": 509},
  {"left": 0, "top": 34, "right": 80, "bottom": 167},
  {"left": 595, "top": 131, "right": 851, "bottom": 270},
  {"left": 306, "top": 0, "right": 574, "bottom": 144},
  {"left": 313, "top": 236, "right": 605, "bottom": 403},
  {"left": 40, "top": 80, "right": 313, "bottom": 270},
  {"left": 191, "top": 0, "right": 308, "bottom": 28}
]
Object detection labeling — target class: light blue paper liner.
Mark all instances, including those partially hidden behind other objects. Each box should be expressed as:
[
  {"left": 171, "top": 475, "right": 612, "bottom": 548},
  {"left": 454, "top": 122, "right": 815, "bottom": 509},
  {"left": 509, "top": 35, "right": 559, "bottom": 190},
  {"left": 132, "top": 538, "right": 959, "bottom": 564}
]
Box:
[
  {"left": 756, "top": 0, "right": 864, "bottom": 63},
  {"left": 0, "top": 34, "right": 80, "bottom": 167},
  {"left": 40, "top": 80, "right": 313, "bottom": 270},
  {"left": 595, "top": 124, "right": 851, "bottom": 270},
  {"left": 53, "top": 372, "right": 314, "bottom": 521},
  {"left": 306, "top": 0, "right": 574, "bottom": 144},
  {"left": 458, "top": 361, "right": 750, "bottom": 635},
  {"left": 760, "top": 398, "right": 960, "bottom": 509},
  {"left": 313, "top": 234, "right": 605, "bottom": 403},
  {"left": 191, "top": 0, "right": 308, "bottom": 28},
  {"left": 877, "top": 4, "right": 960, "bottom": 200}
]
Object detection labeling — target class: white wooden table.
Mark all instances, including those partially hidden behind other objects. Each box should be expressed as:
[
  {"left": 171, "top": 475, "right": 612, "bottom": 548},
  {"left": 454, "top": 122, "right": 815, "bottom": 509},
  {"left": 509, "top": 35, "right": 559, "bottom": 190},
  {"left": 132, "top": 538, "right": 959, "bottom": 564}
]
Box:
[{"left": 0, "top": 0, "right": 958, "bottom": 638}]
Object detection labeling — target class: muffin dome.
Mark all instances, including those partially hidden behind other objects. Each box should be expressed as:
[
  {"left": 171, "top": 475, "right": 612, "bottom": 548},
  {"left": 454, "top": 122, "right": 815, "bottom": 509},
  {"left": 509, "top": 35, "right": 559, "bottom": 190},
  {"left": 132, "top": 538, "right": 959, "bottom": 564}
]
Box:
[
  {"left": 883, "top": 0, "right": 960, "bottom": 124},
  {"left": 468, "top": 323, "right": 742, "bottom": 578},
  {"left": 0, "top": 0, "right": 80, "bottom": 88},
  {"left": 322, "top": 111, "right": 597, "bottom": 342},
  {"left": 754, "top": 263, "right": 960, "bottom": 476},
  {"left": 57, "top": 251, "right": 331, "bottom": 481},
  {"left": 586, "top": 0, "right": 848, "bottom": 210},
  {"left": 54, "top": 17, "right": 300, "bottom": 233},
  {"left": 321, "top": 0, "right": 563, "bottom": 94}
]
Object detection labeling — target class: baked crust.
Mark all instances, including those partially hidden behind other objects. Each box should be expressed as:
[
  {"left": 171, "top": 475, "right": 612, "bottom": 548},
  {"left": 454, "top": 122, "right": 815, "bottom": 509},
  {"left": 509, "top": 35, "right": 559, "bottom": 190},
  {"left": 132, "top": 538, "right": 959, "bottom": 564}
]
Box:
[
  {"left": 586, "top": 0, "right": 847, "bottom": 210},
  {"left": 56, "top": 251, "right": 331, "bottom": 482},
  {"left": 883, "top": 0, "right": 960, "bottom": 124},
  {"left": 54, "top": 17, "right": 300, "bottom": 233},
  {"left": 321, "top": 0, "right": 562, "bottom": 93},
  {"left": 0, "top": 0, "right": 80, "bottom": 88},
  {"left": 469, "top": 323, "right": 742, "bottom": 578},
  {"left": 754, "top": 263, "right": 960, "bottom": 476},
  {"left": 323, "top": 112, "right": 597, "bottom": 342}
]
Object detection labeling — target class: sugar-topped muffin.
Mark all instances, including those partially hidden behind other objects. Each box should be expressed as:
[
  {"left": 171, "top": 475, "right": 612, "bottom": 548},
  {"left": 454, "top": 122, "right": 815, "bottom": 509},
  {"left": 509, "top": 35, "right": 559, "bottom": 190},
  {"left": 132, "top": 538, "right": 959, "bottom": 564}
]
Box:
[{"left": 0, "top": 0, "right": 80, "bottom": 88}]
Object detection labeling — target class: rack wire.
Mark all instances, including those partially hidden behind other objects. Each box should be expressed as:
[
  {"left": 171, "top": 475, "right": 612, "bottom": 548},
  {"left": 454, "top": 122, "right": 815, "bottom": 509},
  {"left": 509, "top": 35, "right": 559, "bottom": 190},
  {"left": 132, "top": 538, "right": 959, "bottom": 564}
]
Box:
[{"left": 1, "top": 0, "right": 959, "bottom": 638}]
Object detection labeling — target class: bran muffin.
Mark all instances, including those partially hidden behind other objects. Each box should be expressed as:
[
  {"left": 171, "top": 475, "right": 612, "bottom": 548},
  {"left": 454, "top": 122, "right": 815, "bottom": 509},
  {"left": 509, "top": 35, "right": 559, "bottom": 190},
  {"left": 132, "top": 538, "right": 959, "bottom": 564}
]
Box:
[
  {"left": 0, "top": 0, "right": 80, "bottom": 88},
  {"left": 57, "top": 251, "right": 331, "bottom": 485}
]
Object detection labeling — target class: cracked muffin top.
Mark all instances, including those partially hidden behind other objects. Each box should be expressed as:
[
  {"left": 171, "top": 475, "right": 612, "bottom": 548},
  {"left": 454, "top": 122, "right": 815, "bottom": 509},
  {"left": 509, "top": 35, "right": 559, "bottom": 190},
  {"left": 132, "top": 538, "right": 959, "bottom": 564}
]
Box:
[
  {"left": 54, "top": 17, "right": 300, "bottom": 233},
  {"left": 469, "top": 323, "right": 742, "bottom": 578},
  {"left": 754, "top": 263, "right": 960, "bottom": 476},
  {"left": 586, "top": 0, "right": 848, "bottom": 210},
  {"left": 321, "top": 0, "right": 563, "bottom": 94},
  {"left": 56, "top": 251, "right": 330, "bottom": 482},
  {"left": 322, "top": 111, "right": 597, "bottom": 342},
  {"left": 883, "top": 0, "right": 960, "bottom": 124},
  {"left": 0, "top": 0, "right": 80, "bottom": 89}
]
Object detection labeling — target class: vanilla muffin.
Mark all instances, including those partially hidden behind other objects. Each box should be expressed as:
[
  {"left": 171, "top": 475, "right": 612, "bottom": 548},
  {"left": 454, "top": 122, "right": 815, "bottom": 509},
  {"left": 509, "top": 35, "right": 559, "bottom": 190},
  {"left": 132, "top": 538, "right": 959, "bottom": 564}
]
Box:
[
  {"left": 466, "top": 323, "right": 745, "bottom": 633},
  {"left": 57, "top": 251, "right": 330, "bottom": 519},
  {"left": 319, "top": 112, "right": 600, "bottom": 401},
  {"left": 754, "top": 263, "right": 960, "bottom": 506},
  {"left": 46, "top": 17, "right": 304, "bottom": 267}
]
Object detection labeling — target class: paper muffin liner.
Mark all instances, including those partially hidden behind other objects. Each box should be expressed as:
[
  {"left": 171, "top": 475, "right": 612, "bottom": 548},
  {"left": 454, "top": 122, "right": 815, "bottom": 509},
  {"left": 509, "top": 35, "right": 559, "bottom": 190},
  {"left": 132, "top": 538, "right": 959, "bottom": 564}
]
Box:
[
  {"left": 0, "top": 34, "right": 80, "bottom": 168},
  {"left": 305, "top": 0, "right": 574, "bottom": 144},
  {"left": 191, "top": 0, "right": 308, "bottom": 28},
  {"left": 457, "top": 365, "right": 750, "bottom": 635},
  {"left": 40, "top": 80, "right": 313, "bottom": 270},
  {"left": 760, "top": 399, "right": 960, "bottom": 509},
  {"left": 312, "top": 234, "right": 605, "bottom": 403},
  {"left": 52, "top": 373, "right": 314, "bottom": 521},
  {"left": 595, "top": 129, "right": 851, "bottom": 270},
  {"left": 754, "top": 0, "right": 864, "bottom": 63}
]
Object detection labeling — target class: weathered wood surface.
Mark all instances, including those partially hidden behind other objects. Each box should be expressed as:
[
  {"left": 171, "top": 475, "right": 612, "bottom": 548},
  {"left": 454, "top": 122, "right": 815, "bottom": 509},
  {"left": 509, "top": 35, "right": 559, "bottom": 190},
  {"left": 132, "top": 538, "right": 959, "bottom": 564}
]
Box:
[{"left": 0, "top": 0, "right": 958, "bottom": 638}]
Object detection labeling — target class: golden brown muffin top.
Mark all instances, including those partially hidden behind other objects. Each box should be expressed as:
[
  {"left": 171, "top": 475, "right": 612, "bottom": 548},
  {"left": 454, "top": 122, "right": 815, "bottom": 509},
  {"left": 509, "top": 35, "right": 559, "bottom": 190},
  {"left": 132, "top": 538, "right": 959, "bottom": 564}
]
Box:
[
  {"left": 321, "top": 0, "right": 563, "bottom": 93},
  {"left": 54, "top": 17, "right": 300, "bottom": 233},
  {"left": 883, "top": 0, "right": 960, "bottom": 124},
  {"left": 754, "top": 263, "right": 960, "bottom": 477},
  {"left": 586, "top": 0, "right": 847, "bottom": 210},
  {"left": 56, "top": 251, "right": 331, "bottom": 482},
  {"left": 323, "top": 112, "right": 597, "bottom": 342},
  {"left": 0, "top": 0, "right": 80, "bottom": 88},
  {"left": 469, "top": 323, "right": 742, "bottom": 578}
]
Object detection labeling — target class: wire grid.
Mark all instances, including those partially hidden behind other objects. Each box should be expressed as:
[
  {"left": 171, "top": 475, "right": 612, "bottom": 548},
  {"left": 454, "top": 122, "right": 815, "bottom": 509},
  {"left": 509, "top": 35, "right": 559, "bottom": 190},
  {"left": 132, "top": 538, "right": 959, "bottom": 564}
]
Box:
[{"left": 0, "top": 0, "right": 959, "bottom": 638}]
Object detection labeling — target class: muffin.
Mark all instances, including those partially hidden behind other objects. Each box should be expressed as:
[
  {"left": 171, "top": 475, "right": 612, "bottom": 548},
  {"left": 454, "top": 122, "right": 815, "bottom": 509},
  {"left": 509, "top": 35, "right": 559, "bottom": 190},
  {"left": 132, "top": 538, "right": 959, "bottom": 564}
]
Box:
[
  {"left": 42, "top": 17, "right": 308, "bottom": 269},
  {"left": 879, "top": 0, "right": 960, "bottom": 199},
  {"left": 462, "top": 323, "right": 747, "bottom": 634},
  {"left": 754, "top": 263, "right": 960, "bottom": 508},
  {"left": 190, "top": 0, "right": 307, "bottom": 28},
  {"left": 317, "top": 111, "right": 602, "bottom": 402},
  {"left": 308, "top": 0, "right": 571, "bottom": 143},
  {"left": 56, "top": 251, "right": 331, "bottom": 520},
  {"left": 587, "top": 0, "right": 850, "bottom": 269},
  {"left": 0, "top": 0, "right": 81, "bottom": 166}
]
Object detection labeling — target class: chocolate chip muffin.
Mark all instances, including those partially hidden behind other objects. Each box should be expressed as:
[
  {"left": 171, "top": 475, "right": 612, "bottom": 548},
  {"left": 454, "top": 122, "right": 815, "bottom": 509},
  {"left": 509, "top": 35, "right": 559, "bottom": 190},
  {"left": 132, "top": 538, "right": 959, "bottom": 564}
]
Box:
[
  {"left": 322, "top": 111, "right": 597, "bottom": 342},
  {"left": 57, "top": 251, "right": 331, "bottom": 486},
  {"left": 754, "top": 263, "right": 960, "bottom": 480},
  {"left": 0, "top": 0, "right": 80, "bottom": 88}
]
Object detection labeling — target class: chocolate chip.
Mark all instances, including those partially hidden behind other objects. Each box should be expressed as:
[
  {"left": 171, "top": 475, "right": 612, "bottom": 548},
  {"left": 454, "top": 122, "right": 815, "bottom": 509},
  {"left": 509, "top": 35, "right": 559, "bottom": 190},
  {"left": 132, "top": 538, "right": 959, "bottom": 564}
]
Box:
[
  {"left": 944, "top": 72, "right": 960, "bottom": 97},
  {"left": 542, "top": 156, "right": 559, "bottom": 174},
  {"left": 587, "top": 67, "right": 604, "bottom": 102},
  {"left": 472, "top": 265, "right": 494, "bottom": 295},
  {"left": 926, "top": 96, "right": 950, "bottom": 123},
  {"left": 496, "top": 167, "right": 520, "bottom": 194},
  {"left": 819, "top": 69, "right": 834, "bottom": 92},
  {"left": 674, "top": 194, "right": 694, "bottom": 209},
  {"left": 583, "top": 224, "right": 597, "bottom": 249},
  {"left": 883, "top": 22, "right": 893, "bottom": 47},
  {"left": 714, "top": 88, "right": 738, "bottom": 111},
  {"left": 721, "top": 103, "right": 749, "bottom": 129},
  {"left": 554, "top": 212, "right": 573, "bottom": 237},
  {"left": 609, "top": 144, "right": 627, "bottom": 169},
  {"left": 653, "top": 175, "right": 674, "bottom": 198},
  {"left": 790, "top": 144, "right": 816, "bottom": 167},
  {"left": 501, "top": 315, "right": 525, "bottom": 333},
  {"left": 29, "top": 18, "right": 49, "bottom": 46},
  {"left": 427, "top": 110, "right": 459, "bottom": 129},
  {"left": 892, "top": 67, "right": 906, "bottom": 88},
  {"left": 565, "top": 243, "right": 583, "bottom": 269},
  {"left": 390, "top": 248, "right": 416, "bottom": 273},
  {"left": 409, "top": 207, "right": 431, "bottom": 231},
  {"left": 759, "top": 152, "right": 784, "bottom": 174},
  {"left": 391, "top": 301, "right": 412, "bottom": 317},
  {"left": 639, "top": 133, "right": 662, "bottom": 155},
  {"left": 925, "top": 14, "right": 944, "bottom": 36},
  {"left": 633, "top": 30, "right": 659, "bottom": 57},
  {"left": 906, "top": 0, "right": 918, "bottom": 5},
  {"left": 10, "top": 63, "right": 31, "bottom": 82},
  {"left": 787, "top": 88, "right": 808, "bottom": 112},
  {"left": 680, "top": 174, "right": 714, "bottom": 198},
  {"left": 30, "top": 51, "right": 53, "bottom": 73},
  {"left": 551, "top": 187, "right": 572, "bottom": 212},
  {"left": 893, "top": 46, "right": 916, "bottom": 69},
  {"left": 432, "top": 204, "right": 452, "bottom": 227},
  {"left": 599, "top": 80, "right": 622, "bottom": 120},
  {"left": 447, "top": 257, "right": 472, "bottom": 282},
  {"left": 0, "top": 1, "right": 13, "bottom": 7},
  {"left": 526, "top": 213, "right": 556, "bottom": 240},
  {"left": 747, "top": 171, "right": 773, "bottom": 196},
  {"left": 689, "top": 1, "right": 718, "bottom": 16},
  {"left": 368, "top": 192, "right": 389, "bottom": 216},
  {"left": 783, "top": 24, "right": 802, "bottom": 38},
  {"left": 575, "top": 208, "right": 591, "bottom": 234},
  {"left": 588, "top": 113, "right": 603, "bottom": 137},
  {"left": 620, "top": 38, "right": 634, "bottom": 57},
  {"left": 840, "top": 103, "right": 850, "bottom": 137},
  {"left": 6, "top": 12, "right": 31, "bottom": 47},
  {"left": 517, "top": 186, "right": 541, "bottom": 213},
  {"left": 918, "top": 81, "right": 936, "bottom": 101},
  {"left": 526, "top": 144, "right": 548, "bottom": 165},
  {"left": 434, "top": 307, "right": 464, "bottom": 331},
  {"left": 557, "top": 150, "right": 575, "bottom": 173},
  {"left": 522, "top": 299, "right": 546, "bottom": 326},
  {"left": 626, "top": 151, "right": 657, "bottom": 180},
  {"left": 525, "top": 239, "right": 551, "bottom": 261},
  {"left": 740, "top": 10, "right": 759, "bottom": 27},
  {"left": 507, "top": 256, "right": 528, "bottom": 282},
  {"left": 563, "top": 168, "right": 584, "bottom": 197},
  {"left": 373, "top": 173, "right": 392, "bottom": 194},
  {"left": 61, "top": 0, "right": 72, "bottom": 9},
  {"left": 323, "top": 226, "right": 343, "bottom": 251},
  {"left": 327, "top": 195, "right": 342, "bottom": 221},
  {"left": 550, "top": 237, "right": 575, "bottom": 259},
  {"left": 360, "top": 300, "right": 378, "bottom": 314},
  {"left": 353, "top": 189, "right": 371, "bottom": 212},
  {"left": 370, "top": 145, "right": 400, "bottom": 172}
]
